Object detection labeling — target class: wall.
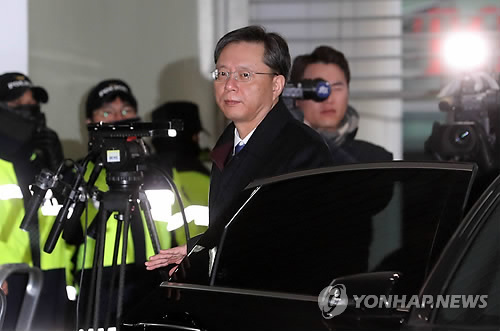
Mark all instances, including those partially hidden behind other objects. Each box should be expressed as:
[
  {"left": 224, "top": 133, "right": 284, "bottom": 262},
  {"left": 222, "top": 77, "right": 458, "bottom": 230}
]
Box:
[
  {"left": 28, "top": 0, "right": 217, "bottom": 159},
  {"left": 249, "top": 0, "right": 403, "bottom": 159}
]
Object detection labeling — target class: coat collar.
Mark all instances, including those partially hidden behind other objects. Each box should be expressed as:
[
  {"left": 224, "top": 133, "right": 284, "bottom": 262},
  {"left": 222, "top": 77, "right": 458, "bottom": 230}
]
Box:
[{"left": 210, "top": 99, "right": 292, "bottom": 170}]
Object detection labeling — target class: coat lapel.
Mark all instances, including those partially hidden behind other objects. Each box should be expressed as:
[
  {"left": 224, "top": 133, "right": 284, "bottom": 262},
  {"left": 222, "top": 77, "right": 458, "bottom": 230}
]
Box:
[{"left": 208, "top": 99, "right": 294, "bottom": 226}]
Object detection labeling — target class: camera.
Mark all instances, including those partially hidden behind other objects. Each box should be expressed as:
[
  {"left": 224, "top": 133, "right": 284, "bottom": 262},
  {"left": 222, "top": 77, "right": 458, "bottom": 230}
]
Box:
[
  {"left": 87, "top": 120, "right": 182, "bottom": 174},
  {"left": 282, "top": 79, "right": 331, "bottom": 102},
  {"left": 425, "top": 73, "right": 500, "bottom": 172},
  {"left": 21, "top": 119, "right": 183, "bottom": 252},
  {"left": 282, "top": 79, "right": 331, "bottom": 121}
]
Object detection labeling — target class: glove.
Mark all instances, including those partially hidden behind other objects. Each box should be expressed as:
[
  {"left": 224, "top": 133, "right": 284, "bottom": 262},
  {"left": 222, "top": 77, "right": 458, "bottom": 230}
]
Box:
[{"left": 32, "top": 127, "right": 64, "bottom": 171}]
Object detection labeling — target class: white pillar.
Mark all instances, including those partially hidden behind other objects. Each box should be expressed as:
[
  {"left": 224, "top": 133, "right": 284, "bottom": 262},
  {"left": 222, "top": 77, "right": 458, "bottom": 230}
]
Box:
[
  {"left": 0, "top": 0, "right": 28, "bottom": 74},
  {"left": 197, "top": 0, "right": 249, "bottom": 134},
  {"left": 197, "top": 0, "right": 249, "bottom": 80}
]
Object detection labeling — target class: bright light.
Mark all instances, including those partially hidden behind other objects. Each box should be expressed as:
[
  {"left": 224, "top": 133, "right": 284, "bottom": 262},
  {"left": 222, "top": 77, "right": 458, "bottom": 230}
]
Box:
[
  {"left": 145, "top": 189, "right": 175, "bottom": 221},
  {"left": 168, "top": 129, "right": 177, "bottom": 137},
  {"left": 166, "top": 205, "right": 209, "bottom": 231},
  {"left": 66, "top": 286, "right": 77, "bottom": 301},
  {"left": 442, "top": 30, "right": 489, "bottom": 72}
]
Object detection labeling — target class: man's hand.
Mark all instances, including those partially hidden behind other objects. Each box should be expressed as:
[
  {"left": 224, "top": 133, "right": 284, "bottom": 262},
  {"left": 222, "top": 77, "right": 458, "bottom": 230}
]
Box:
[
  {"left": 145, "top": 244, "right": 187, "bottom": 271},
  {"left": 1, "top": 280, "right": 8, "bottom": 295}
]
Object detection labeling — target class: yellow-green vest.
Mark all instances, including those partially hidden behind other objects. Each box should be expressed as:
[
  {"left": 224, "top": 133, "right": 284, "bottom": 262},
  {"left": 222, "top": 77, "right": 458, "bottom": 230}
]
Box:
[
  {"left": 169, "top": 168, "right": 209, "bottom": 246},
  {"left": 0, "top": 158, "right": 73, "bottom": 272},
  {"left": 75, "top": 162, "right": 172, "bottom": 270},
  {"left": 74, "top": 162, "right": 209, "bottom": 271}
]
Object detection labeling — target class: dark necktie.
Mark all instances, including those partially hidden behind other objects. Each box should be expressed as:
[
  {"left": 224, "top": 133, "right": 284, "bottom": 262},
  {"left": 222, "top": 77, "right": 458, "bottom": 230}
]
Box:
[{"left": 235, "top": 142, "right": 245, "bottom": 155}]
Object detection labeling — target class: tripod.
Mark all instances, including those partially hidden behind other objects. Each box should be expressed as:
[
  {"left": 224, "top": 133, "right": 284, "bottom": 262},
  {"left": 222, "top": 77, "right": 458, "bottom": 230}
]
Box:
[{"left": 81, "top": 169, "right": 164, "bottom": 331}]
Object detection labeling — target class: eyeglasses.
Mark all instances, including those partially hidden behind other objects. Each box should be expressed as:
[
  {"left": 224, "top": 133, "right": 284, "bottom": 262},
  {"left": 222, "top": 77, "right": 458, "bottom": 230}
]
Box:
[
  {"left": 211, "top": 69, "right": 278, "bottom": 82},
  {"left": 94, "top": 107, "right": 135, "bottom": 119}
]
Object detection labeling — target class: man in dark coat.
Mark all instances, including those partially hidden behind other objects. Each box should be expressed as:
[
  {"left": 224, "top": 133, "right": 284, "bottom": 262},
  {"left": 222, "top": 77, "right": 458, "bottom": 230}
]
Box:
[
  {"left": 290, "top": 46, "right": 393, "bottom": 164},
  {"left": 145, "top": 25, "right": 333, "bottom": 271}
]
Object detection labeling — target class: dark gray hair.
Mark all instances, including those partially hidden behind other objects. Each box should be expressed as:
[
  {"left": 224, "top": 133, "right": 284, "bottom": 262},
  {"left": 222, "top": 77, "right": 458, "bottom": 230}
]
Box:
[
  {"left": 214, "top": 25, "right": 291, "bottom": 80},
  {"left": 290, "top": 45, "right": 351, "bottom": 86}
]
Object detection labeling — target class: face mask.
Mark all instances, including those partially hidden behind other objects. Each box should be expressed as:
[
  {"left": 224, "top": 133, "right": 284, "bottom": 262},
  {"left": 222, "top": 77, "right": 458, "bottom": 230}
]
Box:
[
  {"left": 11, "top": 103, "right": 43, "bottom": 120},
  {"left": 0, "top": 103, "right": 38, "bottom": 159}
]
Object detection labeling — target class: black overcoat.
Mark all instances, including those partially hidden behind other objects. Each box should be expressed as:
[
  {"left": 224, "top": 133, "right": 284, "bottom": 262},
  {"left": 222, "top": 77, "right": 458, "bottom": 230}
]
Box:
[{"left": 194, "top": 98, "right": 334, "bottom": 248}]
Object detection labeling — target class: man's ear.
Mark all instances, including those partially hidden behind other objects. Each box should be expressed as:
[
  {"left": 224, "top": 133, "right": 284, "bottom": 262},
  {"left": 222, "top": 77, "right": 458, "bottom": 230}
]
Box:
[
  {"left": 272, "top": 75, "right": 286, "bottom": 99},
  {"left": 86, "top": 118, "right": 92, "bottom": 124}
]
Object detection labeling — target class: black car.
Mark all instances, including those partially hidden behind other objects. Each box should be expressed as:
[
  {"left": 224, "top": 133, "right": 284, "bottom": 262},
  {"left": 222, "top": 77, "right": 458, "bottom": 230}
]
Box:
[{"left": 122, "top": 161, "right": 498, "bottom": 331}]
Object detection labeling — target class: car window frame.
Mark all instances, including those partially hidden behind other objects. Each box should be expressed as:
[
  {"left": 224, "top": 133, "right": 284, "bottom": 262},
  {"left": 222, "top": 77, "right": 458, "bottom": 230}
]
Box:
[
  {"left": 210, "top": 161, "right": 476, "bottom": 290},
  {"left": 405, "top": 174, "right": 500, "bottom": 327}
]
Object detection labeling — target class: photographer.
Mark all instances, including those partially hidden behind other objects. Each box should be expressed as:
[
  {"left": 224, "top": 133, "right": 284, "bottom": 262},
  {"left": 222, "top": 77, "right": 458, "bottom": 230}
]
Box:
[
  {"left": 425, "top": 72, "right": 500, "bottom": 206},
  {"left": 0, "top": 72, "right": 70, "bottom": 330},
  {"left": 290, "top": 46, "right": 393, "bottom": 164}
]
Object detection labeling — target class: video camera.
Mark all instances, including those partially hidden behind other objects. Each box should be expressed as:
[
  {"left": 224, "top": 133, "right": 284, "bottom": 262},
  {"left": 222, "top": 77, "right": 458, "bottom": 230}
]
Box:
[
  {"left": 283, "top": 79, "right": 331, "bottom": 102},
  {"left": 425, "top": 73, "right": 500, "bottom": 172},
  {"left": 282, "top": 79, "right": 331, "bottom": 121},
  {"left": 21, "top": 119, "right": 184, "bottom": 252},
  {"left": 87, "top": 120, "right": 182, "bottom": 174}
]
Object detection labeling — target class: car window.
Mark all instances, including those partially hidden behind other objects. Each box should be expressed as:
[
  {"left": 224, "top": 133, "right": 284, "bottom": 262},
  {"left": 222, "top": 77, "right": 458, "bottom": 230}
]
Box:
[
  {"left": 210, "top": 165, "right": 474, "bottom": 296},
  {"left": 434, "top": 198, "right": 500, "bottom": 326}
]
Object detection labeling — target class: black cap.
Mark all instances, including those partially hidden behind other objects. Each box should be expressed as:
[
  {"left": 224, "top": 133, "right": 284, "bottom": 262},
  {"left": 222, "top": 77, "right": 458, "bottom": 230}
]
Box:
[
  {"left": 152, "top": 101, "right": 207, "bottom": 136},
  {"left": 85, "top": 79, "right": 137, "bottom": 119},
  {"left": 0, "top": 72, "right": 49, "bottom": 103}
]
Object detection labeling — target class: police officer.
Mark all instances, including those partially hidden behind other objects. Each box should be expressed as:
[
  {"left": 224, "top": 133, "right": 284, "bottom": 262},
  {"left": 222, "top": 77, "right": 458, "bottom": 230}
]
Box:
[
  {"left": 148, "top": 101, "right": 210, "bottom": 245},
  {"left": 72, "top": 79, "right": 170, "bottom": 329},
  {"left": 0, "top": 72, "right": 70, "bottom": 330}
]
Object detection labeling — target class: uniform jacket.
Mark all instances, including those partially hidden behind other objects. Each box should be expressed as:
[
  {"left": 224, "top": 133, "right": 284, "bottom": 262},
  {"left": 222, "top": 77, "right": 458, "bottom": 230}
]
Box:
[{"left": 0, "top": 157, "right": 72, "bottom": 331}]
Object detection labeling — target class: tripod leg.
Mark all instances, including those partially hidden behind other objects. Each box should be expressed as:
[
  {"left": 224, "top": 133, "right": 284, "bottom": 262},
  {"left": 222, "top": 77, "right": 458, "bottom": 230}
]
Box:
[
  {"left": 139, "top": 190, "right": 170, "bottom": 281},
  {"left": 92, "top": 204, "right": 109, "bottom": 331},
  {"left": 82, "top": 207, "right": 110, "bottom": 329},
  {"left": 103, "top": 212, "right": 124, "bottom": 329},
  {"left": 116, "top": 197, "right": 132, "bottom": 330},
  {"left": 139, "top": 190, "right": 162, "bottom": 254}
]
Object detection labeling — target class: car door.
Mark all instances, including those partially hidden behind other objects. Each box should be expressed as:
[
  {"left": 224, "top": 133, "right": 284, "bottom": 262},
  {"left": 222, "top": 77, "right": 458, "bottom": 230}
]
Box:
[
  {"left": 123, "top": 162, "right": 476, "bottom": 331},
  {"left": 403, "top": 173, "right": 500, "bottom": 331}
]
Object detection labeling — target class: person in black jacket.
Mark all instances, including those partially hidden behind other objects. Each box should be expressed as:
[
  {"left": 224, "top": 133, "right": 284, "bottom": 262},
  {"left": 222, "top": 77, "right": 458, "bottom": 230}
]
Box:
[
  {"left": 0, "top": 72, "right": 68, "bottom": 331},
  {"left": 290, "top": 46, "right": 393, "bottom": 164},
  {"left": 145, "top": 25, "right": 334, "bottom": 272}
]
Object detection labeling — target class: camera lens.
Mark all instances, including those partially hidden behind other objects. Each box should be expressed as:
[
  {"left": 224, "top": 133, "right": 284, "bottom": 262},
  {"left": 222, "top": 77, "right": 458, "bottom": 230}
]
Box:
[
  {"left": 454, "top": 129, "right": 470, "bottom": 145},
  {"left": 447, "top": 125, "right": 476, "bottom": 153}
]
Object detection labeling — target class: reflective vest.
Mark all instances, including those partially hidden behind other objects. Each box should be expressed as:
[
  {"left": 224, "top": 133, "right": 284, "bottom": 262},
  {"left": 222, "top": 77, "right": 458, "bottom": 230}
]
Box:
[
  {"left": 167, "top": 168, "right": 209, "bottom": 246},
  {"left": 75, "top": 162, "right": 173, "bottom": 270},
  {"left": 0, "top": 158, "right": 73, "bottom": 271},
  {"left": 75, "top": 163, "right": 209, "bottom": 270}
]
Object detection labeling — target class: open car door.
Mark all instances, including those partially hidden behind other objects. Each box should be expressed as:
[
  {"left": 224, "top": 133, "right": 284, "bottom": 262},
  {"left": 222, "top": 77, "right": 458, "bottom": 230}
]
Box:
[{"left": 123, "top": 162, "right": 476, "bottom": 331}]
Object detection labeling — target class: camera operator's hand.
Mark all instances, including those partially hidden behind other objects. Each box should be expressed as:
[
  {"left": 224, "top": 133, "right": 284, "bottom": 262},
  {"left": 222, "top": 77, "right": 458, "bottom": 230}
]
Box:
[{"left": 32, "top": 127, "right": 64, "bottom": 171}]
